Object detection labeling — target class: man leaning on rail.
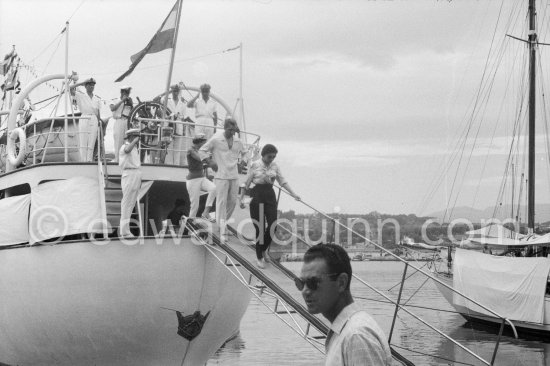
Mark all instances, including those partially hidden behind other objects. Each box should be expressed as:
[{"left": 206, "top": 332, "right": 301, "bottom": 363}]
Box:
[{"left": 298, "top": 244, "right": 392, "bottom": 365}]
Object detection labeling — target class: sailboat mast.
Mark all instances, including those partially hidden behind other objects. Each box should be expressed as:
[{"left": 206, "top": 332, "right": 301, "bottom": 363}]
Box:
[{"left": 527, "top": 0, "right": 537, "bottom": 232}]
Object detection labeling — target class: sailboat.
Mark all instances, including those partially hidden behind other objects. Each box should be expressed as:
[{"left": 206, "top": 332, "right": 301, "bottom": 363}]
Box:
[
  {"left": 0, "top": 1, "right": 257, "bottom": 365},
  {"left": 433, "top": 0, "right": 550, "bottom": 336}
]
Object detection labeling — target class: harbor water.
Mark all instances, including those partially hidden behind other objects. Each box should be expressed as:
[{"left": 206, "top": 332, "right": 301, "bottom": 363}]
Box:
[{"left": 207, "top": 261, "right": 549, "bottom": 366}]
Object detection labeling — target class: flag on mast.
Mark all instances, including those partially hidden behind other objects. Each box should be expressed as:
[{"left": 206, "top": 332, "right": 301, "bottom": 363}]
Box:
[{"left": 115, "top": 0, "right": 181, "bottom": 82}]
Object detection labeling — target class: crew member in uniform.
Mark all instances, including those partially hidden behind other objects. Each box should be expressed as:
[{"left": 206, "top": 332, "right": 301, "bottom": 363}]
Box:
[
  {"left": 163, "top": 84, "right": 188, "bottom": 165},
  {"left": 119, "top": 128, "right": 142, "bottom": 238},
  {"left": 110, "top": 86, "right": 133, "bottom": 162},
  {"left": 187, "top": 83, "right": 218, "bottom": 139},
  {"left": 70, "top": 77, "right": 103, "bottom": 162}
]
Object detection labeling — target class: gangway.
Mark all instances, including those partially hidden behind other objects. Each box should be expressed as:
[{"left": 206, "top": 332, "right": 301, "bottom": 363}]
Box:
[{"left": 185, "top": 219, "right": 415, "bottom": 366}]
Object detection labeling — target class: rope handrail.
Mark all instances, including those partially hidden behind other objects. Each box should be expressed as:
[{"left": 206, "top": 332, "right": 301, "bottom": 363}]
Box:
[{"left": 274, "top": 184, "right": 519, "bottom": 339}]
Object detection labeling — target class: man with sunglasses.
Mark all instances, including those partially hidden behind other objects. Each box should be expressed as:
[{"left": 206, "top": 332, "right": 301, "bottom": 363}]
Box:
[{"left": 298, "top": 244, "right": 391, "bottom": 365}]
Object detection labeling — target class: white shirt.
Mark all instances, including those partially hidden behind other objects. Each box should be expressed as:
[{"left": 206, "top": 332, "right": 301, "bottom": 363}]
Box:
[
  {"left": 118, "top": 142, "right": 141, "bottom": 170},
  {"left": 111, "top": 98, "right": 132, "bottom": 120},
  {"left": 164, "top": 96, "right": 187, "bottom": 135},
  {"left": 248, "top": 160, "right": 287, "bottom": 186},
  {"left": 73, "top": 90, "right": 101, "bottom": 116},
  {"left": 325, "top": 303, "right": 392, "bottom": 366},
  {"left": 200, "top": 133, "right": 245, "bottom": 180},
  {"left": 192, "top": 97, "right": 217, "bottom": 119}
]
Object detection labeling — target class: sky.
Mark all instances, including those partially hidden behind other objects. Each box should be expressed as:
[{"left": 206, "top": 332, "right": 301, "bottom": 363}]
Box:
[{"left": 2, "top": 0, "right": 550, "bottom": 217}]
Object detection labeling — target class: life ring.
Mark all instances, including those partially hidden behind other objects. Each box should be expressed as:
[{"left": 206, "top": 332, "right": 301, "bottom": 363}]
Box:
[{"left": 7, "top": 127, "right": 26, "bottom": 166}]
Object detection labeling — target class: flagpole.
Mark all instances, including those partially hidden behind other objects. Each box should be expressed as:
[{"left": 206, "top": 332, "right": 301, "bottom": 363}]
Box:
[
  {"left": 162, "top": 0, "right": 183, "bottom": 118},
  {"left": 64, "top": 22, "right": 69, "bottom": 162}
]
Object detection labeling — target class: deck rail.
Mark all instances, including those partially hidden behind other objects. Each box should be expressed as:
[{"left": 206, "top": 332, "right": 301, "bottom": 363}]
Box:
[{"left": 3, "top": 117, "right": 260, "bottom": 170}]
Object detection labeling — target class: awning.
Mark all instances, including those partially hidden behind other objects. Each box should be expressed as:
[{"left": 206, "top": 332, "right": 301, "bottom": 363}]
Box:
[
  {"left": 0, "top": 194, "right": 30, "bottom": 246},
  {"left": 453, "top": 248, "right": 550, "bottom": 324}
]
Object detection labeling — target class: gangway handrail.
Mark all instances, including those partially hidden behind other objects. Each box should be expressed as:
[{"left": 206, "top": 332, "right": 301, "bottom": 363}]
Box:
[
  {"left": 224, "top": 224, "right": 415, "bottom": 365},
  {"left": 189, "top": 219, "right": 415, "bottom": 365},
  {"left": 274, "top": 184, "right": 518, "bottom": 336},
  {"left": 272, "top": 185, "right": 516, "bottom": 365}
]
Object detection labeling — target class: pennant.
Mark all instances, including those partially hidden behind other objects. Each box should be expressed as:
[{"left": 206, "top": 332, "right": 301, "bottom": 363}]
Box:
[
  {"left": 0, "top": 50, "right": 17, "bottom": 76},
  {"left": 116, "top": 0, "right": 180, "bottom": 82}
]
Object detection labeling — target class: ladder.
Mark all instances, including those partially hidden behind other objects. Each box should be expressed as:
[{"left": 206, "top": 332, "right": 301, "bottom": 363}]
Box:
[{"left": 103, "top": 178, "right": 139, "bottom": 236}]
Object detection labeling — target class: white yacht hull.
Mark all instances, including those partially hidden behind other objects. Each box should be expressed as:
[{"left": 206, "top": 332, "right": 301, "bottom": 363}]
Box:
[
  {"left": 433, "top": 271, "right": 550, "bottom": 335},
  {"left": 0, "top": 237, "right": 252, "bottom": 365}
]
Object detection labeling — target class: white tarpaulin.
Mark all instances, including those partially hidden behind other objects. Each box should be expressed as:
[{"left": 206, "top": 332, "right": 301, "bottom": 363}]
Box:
[
  {"left": 453, "top": 249, "right": 550, "bottom": 324},
  {"left": 0, "top": 194, "right": 30, "bottom": 246},
  {"left": 29, "top": 176, "right": 105, "bottom": 244}
]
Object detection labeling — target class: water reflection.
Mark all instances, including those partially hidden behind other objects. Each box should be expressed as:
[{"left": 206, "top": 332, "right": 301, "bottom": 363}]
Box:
[
  {"left": 211, "top": 332, "right": 246, "bottom": 363},
  {"left": 437, "top": 323, "right": 550, "bottom": 366}
]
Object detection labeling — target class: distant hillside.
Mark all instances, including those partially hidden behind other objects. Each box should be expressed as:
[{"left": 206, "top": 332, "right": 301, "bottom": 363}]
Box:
[{"left": 427, "top": 204, "right": 550, "bottom": 223}]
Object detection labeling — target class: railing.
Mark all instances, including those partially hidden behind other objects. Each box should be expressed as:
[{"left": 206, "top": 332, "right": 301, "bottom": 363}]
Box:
[
  {"left": 134, "top": 117, "right": 260, "bottom": 166},
  {"left": 272, "top": 185, "right": 517, "bottom": 366},
  {"left": 3, "top": 116, "right": 260, "bottom": 170}
]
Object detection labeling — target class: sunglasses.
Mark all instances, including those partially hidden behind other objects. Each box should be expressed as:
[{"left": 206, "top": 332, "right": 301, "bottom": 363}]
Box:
[{"left": 294, "top": 273, "right": 339, "bottom": 291}]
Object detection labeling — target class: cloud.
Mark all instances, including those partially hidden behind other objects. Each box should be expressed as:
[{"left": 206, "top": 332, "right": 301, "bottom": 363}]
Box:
[{"left": 273, "top": 139, "right": 446, "bottom": 168}]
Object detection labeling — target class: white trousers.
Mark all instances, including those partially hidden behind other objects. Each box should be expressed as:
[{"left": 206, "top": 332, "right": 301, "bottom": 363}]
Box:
[
  {"left": 214, "top": 178, "right": 239, "bottom": 230},
  {"left": 120, "top": 169, "right": 142, "bottom": 236},
  {"left": 166, "top": 135, "right": 184, "bottom": 165},
  {"left": 79, "top": 114, "right": 99, "bottom": 162},
  {"left": 195, "top": 117, "right": 215, "bottom": 139},
  {"left": 187, "top": 177, "right": 216, "bottom": 218},
  {"left": 113, "top": 118, "right": 127, "bottom": 162}
]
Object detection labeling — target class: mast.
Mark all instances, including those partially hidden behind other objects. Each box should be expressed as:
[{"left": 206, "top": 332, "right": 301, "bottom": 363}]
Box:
[
  {"left": 64, "top": 22, "right": 69, "bottom": 163},
  {"left": 527, "top": 0, "right": 537, "bottom": 233}
]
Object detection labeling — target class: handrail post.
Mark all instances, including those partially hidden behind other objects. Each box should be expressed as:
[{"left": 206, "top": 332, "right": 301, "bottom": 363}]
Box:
[
  {"left": 388, "top": 263, "right": 408, "bottom": 343},
  {"left": 32, "top": 124, "right": 36, "bottom": 165},
  {"left": 490, "top": 319, "right": 505, "bottom": 365}
]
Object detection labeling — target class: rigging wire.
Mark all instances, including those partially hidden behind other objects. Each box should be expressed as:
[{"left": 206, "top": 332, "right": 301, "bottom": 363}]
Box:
[
  {"left": 28, "top": 33, "right": 64, "bottom": 64},
  {"left": 67, "top": 0, "right": 87, "bottom": 22},
  {"left": 443, "top": 0, "right": 515, "bottom": 222},
  {"left": 417, "top": 0, "right": 518, "bottom": 217},
  {"left": 41, "top": 36, "right": 64, "bottom": 77},
  {"left": 87, "top": 49, "right": 232, "bottom": 77}
]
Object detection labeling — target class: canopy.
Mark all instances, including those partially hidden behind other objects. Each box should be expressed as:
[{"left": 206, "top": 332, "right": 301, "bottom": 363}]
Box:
[
  {"left": 463, "top": 223, "right": 526, "bottom": 247},
  {"left": 452, "top": 248, "right": 550, "bottom": 324},
  {"left": 29, "top": 176, "right": 105, "bottom": 244},
  {"left": 0, "top": 194, "right": 30, "bottom": 246},
  {"left": 465, "top": 223, "right": 524, "bottom": 239}
]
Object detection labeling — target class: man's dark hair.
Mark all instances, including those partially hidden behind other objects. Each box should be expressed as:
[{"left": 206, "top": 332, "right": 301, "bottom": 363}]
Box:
[
  {"left": 224, "top": 117, "right": 238, "bottom": 129},
  {"left": 303, "top": 244, "right": 352, "bottom": 290},
  {"left": 261, "top": 144, "right": 278, "bottom": 157}
]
